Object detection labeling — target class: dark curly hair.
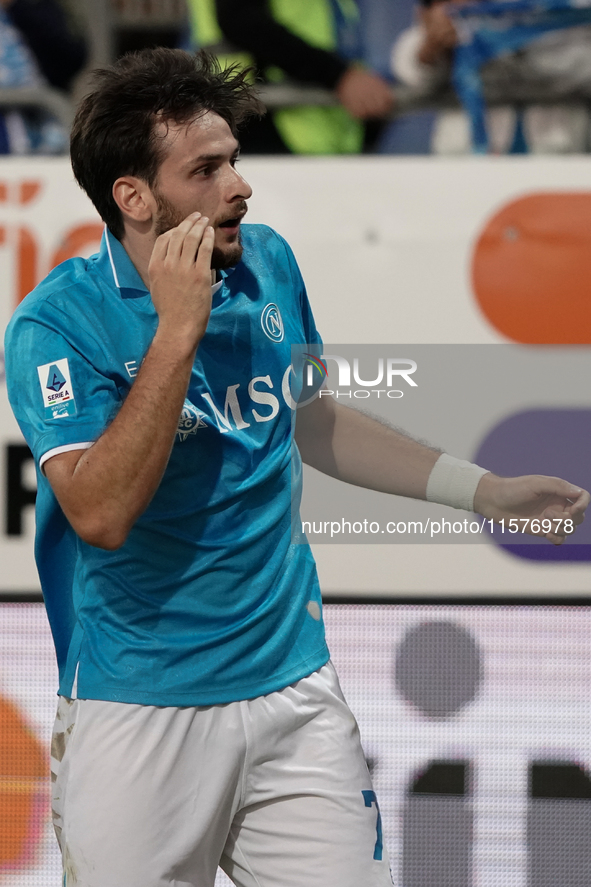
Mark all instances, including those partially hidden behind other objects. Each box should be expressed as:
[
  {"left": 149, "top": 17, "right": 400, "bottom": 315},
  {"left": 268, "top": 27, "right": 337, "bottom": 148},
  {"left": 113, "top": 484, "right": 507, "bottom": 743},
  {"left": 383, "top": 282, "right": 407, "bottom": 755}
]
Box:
[{"left": 70, "top": 48, "right": 261, "bottom": 239}]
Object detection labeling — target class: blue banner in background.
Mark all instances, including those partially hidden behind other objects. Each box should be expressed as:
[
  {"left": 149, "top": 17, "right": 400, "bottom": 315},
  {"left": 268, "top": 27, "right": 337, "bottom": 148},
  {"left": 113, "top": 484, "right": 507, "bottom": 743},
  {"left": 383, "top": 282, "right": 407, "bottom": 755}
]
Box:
[{"left": 451, "top": 0, "right": 591, "bottom": 151}]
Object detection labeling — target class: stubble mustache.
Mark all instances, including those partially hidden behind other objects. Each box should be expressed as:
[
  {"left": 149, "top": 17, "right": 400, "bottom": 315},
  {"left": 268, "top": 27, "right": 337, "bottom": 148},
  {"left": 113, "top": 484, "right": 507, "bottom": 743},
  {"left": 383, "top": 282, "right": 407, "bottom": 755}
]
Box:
[
  {"left": 153, "top": 193, "right": 248, "bottom": 269},
  {"left": 216, "top": 200, "right": 248, "bottom": 228}
]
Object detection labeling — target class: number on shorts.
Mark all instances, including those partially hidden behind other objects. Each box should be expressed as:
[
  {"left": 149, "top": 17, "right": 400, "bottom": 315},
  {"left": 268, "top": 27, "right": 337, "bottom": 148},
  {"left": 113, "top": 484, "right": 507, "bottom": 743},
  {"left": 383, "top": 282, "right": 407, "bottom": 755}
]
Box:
[{"left": 362, "top": 790, "right": 383, "bottom": 860}]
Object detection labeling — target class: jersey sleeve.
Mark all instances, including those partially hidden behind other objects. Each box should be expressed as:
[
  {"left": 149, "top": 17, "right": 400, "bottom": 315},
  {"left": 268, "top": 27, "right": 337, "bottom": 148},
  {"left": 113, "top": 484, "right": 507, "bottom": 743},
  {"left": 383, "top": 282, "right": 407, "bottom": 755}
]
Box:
[
  {"left": 273, "top": 230, "right": 323, "bottom": 349},
  {"left": 270, "top": 229, "right": 325, "bottom": 405},
  {"left": 4, "top": 299, "right": 122, "bottom": 468}
]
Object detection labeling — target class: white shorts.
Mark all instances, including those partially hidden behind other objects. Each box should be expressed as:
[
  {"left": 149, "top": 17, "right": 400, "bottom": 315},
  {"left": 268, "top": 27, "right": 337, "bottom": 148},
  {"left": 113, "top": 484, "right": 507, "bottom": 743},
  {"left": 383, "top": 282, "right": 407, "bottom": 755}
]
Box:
[{"left": 51, "top": 662, "right": 392, "bottom": 887}]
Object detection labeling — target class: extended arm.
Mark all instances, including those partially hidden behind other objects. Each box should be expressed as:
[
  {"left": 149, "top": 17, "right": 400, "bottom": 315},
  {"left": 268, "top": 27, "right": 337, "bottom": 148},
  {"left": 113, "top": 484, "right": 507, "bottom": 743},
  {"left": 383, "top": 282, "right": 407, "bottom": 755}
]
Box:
[
  {"left": 417, "top": 4, "right": 458, "bottom": 67},
  {"left": 216, "top": 0, "right": 349, "bottom": 87},
  {"left": 215, "top": 0, "right": 394, "bottom": 119},
  {"left": 44, "top": 214, "right": 214, "bottom": 550},
  {"left": 295, "top": 391, "right": 441, "bottom": 499},
  {"left": 295, "top": 394, "right": 589, "bottom": 544}
]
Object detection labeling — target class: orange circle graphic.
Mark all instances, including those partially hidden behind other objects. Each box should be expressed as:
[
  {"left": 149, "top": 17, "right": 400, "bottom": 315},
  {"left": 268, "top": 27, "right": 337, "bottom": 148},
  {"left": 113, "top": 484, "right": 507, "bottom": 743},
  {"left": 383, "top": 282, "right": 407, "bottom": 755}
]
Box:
[
  {"left": 0, "top": 696, "right": 46, "bottom": 870},
  {"left": 472, "top": 193, "right": 591, "bottom": 343}
]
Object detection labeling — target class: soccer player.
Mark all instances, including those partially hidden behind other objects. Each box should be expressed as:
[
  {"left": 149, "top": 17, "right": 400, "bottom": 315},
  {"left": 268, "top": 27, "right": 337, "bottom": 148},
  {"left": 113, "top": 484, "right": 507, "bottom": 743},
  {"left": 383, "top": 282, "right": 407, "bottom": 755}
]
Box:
[{"left": 4, "top": 49, "right": 588, "bottom": 887}]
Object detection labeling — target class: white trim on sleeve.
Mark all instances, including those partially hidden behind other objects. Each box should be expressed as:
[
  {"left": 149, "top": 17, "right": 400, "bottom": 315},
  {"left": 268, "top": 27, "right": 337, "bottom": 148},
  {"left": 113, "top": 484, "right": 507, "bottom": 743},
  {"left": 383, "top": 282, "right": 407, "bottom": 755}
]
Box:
[{"left": 39, "top": 442, "right": 93, "bottom": 475}]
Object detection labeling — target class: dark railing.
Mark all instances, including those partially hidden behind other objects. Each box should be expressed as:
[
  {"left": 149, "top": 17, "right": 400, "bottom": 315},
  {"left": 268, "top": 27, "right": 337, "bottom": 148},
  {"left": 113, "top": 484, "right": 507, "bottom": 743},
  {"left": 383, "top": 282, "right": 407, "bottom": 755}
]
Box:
[
  {"left": 258, "top": 82, "right": 591, "bottom": 116},
  {"left": 0, "top": 79, "right": 585, "bottom": 155}
]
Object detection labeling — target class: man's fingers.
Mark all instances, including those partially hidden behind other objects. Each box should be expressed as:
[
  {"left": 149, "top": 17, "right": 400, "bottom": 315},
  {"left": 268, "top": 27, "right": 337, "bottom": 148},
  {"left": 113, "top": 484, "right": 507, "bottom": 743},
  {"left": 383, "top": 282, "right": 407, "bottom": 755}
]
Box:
[
  {"left": 149, "top": 228, "right": 173, "bottom": 266},
  {"left": 549, "top": 487, "right": 588, "bottom": 529},
  {"left": 487, "top": 475, "right": 588, "bottom": 545},
  {"left": 150, "top": 212, "right": 214, "bottom": 287},
  {"left": 544, "top": 505, "right": 581, "bottom": 527},
  {"left": 566, "top": 487, "right": 590, "bottom": 516},
  {"left": 542, "top": 516, "right": 567, "bottom": 545},
  {"left": 179, "top": 216, "right": 210, "bottom": 266},
  {"left": 535, "top": 476, "right": 580, "bottom": 498},
  {"left": 194, "top": 226, "right": 215, "bottom": 273},
  {"left": 164, "top": 212, "right": 204, "bottom": 262},
  {"left": 514, "top": 503, "right": 581, "bottom": 545},
  {"left": 533, "top": 476, "right": 589, "bottom": 522},
  {"left": 537, "top": 505, "right": 582, "bottom": 545}
]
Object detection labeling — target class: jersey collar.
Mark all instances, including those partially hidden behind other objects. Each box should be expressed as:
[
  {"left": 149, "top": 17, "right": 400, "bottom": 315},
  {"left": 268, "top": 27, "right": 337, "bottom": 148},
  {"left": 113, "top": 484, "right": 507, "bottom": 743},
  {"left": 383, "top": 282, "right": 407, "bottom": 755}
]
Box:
[
  {"left": 98, "top": 225, "right": 239, "bottom": 299},
  {"left": 99, "top": 226, "right": 150, "bottom": 300}
]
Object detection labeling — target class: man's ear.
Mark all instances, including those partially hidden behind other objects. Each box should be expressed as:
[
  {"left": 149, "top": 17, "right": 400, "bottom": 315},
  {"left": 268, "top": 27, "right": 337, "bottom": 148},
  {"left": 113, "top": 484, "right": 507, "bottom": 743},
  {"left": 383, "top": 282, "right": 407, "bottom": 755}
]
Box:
[{"left": 112, "top": 176, "right": 155, "bottom": 225}]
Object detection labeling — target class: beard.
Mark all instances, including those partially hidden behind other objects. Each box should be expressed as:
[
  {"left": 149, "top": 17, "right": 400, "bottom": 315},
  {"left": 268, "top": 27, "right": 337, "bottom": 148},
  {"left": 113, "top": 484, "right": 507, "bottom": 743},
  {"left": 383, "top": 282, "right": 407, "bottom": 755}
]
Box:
[{"left": 153, "top": 191, "right": 244, "bottom": 270}]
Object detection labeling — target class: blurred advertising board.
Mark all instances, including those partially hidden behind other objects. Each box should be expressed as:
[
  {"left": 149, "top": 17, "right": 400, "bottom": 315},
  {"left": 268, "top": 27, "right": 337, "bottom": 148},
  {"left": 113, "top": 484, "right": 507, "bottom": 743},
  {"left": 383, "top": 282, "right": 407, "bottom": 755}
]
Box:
[
  {"left": 2, "top": 602, "right": 591, "bottom": 887},
  {"left": 0, "top": 157, "right": 590, "bottom": 595}
]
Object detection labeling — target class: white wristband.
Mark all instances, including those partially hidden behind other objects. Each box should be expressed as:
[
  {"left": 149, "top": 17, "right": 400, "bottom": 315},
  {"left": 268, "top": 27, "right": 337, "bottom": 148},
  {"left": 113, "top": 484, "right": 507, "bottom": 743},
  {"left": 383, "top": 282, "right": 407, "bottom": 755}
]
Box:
[{"left": 426, "top": 453, "right": 490, "bottom": 512}]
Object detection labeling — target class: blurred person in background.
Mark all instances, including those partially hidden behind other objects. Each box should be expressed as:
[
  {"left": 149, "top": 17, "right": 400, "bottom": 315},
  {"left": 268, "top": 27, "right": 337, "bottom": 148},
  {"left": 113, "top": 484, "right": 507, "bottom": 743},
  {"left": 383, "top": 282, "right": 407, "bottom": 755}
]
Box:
[
  {"left": 391, "top": 0, "right": 591, "bottom": 153},
  {"left": 0, "top": 0, "right": 86, "bottom": 153},
  {"left": 187, "top": 0, "right": 395, "bottom": 153}
]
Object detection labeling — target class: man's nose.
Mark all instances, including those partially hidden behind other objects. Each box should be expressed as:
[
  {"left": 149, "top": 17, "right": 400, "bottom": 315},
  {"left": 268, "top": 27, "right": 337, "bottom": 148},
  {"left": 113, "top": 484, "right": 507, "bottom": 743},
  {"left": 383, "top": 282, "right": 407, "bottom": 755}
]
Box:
[{"left": 227, "top": 166, "right": 253, "bottom": 201}]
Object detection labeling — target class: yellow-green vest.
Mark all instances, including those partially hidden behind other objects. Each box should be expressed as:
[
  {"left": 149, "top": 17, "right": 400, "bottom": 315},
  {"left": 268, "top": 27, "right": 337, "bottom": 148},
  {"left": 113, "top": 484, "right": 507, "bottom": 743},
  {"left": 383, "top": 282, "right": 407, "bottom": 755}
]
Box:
[{"left": 187, "top": 0, "right": 364, "bottom": 154}]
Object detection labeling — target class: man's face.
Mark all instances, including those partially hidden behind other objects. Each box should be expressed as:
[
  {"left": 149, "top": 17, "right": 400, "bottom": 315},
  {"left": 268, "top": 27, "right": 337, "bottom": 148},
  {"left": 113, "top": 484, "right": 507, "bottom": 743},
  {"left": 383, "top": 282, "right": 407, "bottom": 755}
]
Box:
[{"left": 151, "top": 111, "right": 252, "bottom": 270}]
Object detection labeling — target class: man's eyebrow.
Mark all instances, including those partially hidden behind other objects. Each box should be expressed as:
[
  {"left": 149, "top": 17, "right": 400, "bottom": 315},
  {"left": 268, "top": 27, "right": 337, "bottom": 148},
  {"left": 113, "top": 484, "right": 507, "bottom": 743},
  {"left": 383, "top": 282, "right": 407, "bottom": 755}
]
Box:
[
  {"left": 190, "top": 153, "right": 224, "bottom": 164},
  {"left": 186, "top": 146, "right": 241, "bottom": 167}
]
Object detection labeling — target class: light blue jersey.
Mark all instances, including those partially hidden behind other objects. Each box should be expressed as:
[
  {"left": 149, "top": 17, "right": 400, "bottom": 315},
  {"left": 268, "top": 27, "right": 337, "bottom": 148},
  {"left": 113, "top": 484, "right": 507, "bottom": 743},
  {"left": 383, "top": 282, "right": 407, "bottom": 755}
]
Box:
[{"left": 5, "top": 224, "right": 329, "bottom": 705}]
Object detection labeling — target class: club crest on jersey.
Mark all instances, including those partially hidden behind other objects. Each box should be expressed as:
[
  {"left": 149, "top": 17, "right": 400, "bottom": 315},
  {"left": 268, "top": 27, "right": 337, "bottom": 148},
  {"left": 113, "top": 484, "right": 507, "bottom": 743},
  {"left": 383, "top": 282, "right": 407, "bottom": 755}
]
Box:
[
  {"left": 37, "top": 358, "right": 76, "bottom": 419},
  {"left": 261, "top": 303, "right": 284, "bottom": 342},
  {"left": 177, "top": 400, "right": 207, "bottom": 442}
]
